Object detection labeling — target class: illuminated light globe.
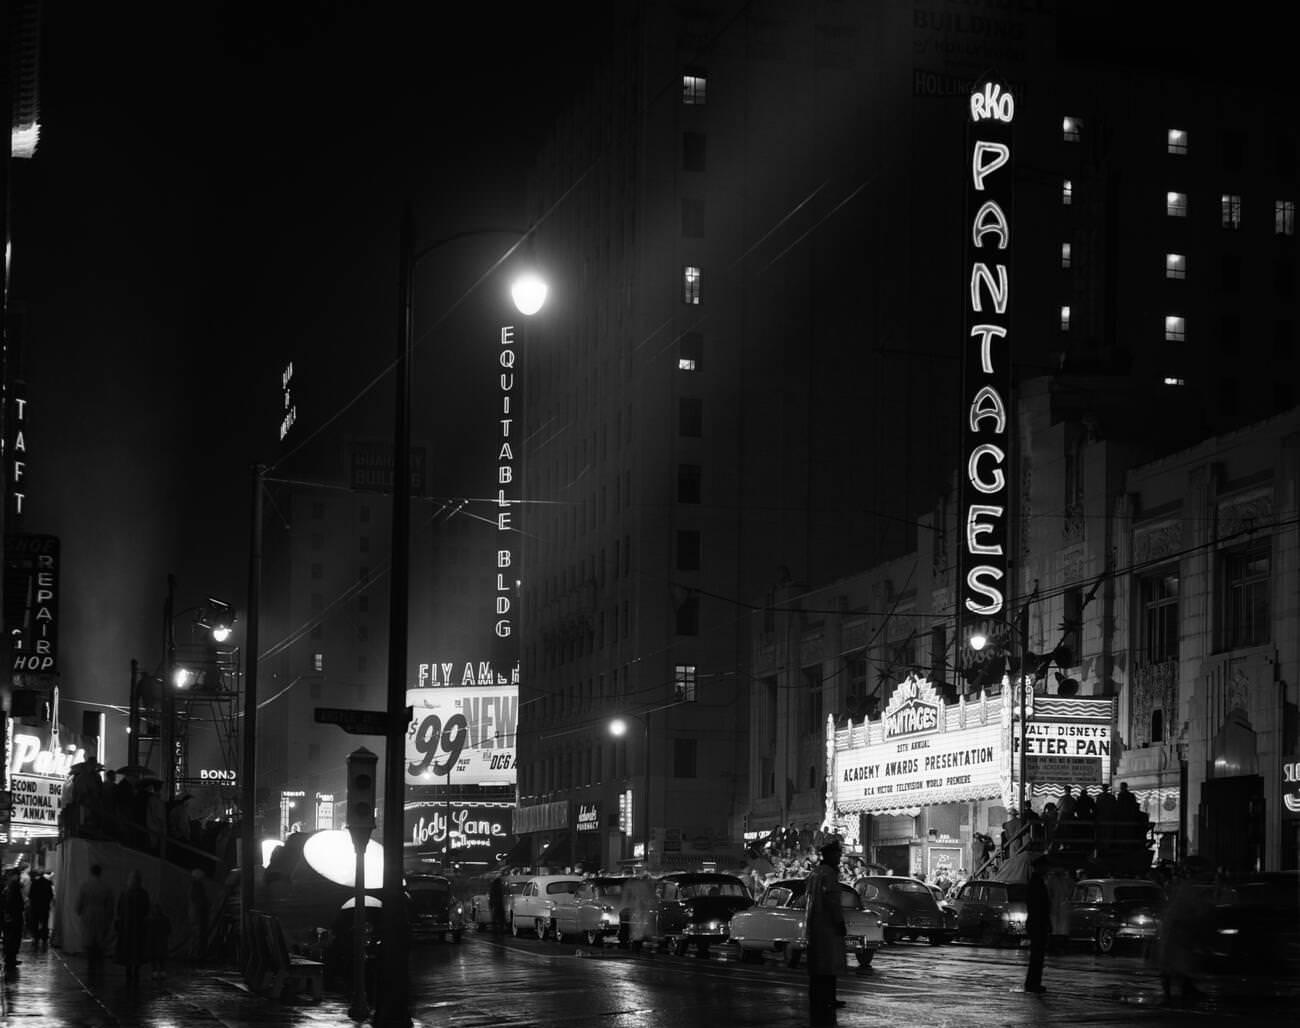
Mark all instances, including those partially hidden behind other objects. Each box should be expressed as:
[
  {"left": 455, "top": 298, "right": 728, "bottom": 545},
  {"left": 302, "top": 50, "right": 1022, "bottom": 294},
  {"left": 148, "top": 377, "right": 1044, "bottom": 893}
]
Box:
[
  {"left": 211, "top": 625, "right": 232, "bottom": 642},
  {"left": 609, "top": 718, "right": 628, "bottom": 737},
  {"left": 302, "top": 828, "right": 385, "bottom": 888},
  {"left": 969, "top": 632, "right": 989, "bottom": 652},
  {"left": 510, "top": 272, "right": 548, "bottom": 316}
]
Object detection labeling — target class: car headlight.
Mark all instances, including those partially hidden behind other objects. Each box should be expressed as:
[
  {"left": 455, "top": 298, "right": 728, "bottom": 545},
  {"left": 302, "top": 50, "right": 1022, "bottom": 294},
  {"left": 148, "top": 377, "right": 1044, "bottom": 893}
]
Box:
[
  {"left": 1130, "top": 914, "right": 1151, "bottom": 925},
  {"left": 1004, "top": 910, "right": 1027, "bottom": 925},
  {"left": 455, "top": 904, "right": 464, "bottom": 917},
  {"left": 1218, "top": 928, "right": 1239, "bottom": 936}
]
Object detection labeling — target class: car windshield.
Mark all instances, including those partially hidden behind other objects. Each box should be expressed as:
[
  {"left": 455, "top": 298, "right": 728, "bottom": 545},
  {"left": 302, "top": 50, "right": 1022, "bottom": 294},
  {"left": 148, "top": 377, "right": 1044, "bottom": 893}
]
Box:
[
  {"left": 885, "top": 880, "right": 931, "bottom": 894},
  {"left": 836, "top": 886, "right": 862, "bottom": 910},
  {"left": 680, "top": 881, "right": 747, "bottom": 899},
  {"left": 506, "top": 882, "right": 528, "bottom": 895},
  {"left": 1114, "top": 886, "right": 1163, "bottom": 904},
  {"left": 546, "top": 881, "right": 582, "bottom": 896}
]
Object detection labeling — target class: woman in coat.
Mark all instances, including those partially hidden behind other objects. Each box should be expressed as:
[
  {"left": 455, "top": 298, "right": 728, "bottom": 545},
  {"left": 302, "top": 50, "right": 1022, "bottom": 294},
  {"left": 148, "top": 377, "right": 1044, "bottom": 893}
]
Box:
[
  {"left": 805, "top": 839, "right": 847, "bottom": 1027},
  {"left": 115, "top": 870, "right": 150, "bottom": 986}
]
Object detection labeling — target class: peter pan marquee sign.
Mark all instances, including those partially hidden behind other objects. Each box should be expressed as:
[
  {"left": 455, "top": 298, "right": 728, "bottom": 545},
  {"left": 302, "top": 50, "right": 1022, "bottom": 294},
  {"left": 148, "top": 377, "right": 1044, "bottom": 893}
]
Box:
[{"left": 827, "top": 675, "right": 1116, "bottom": 818}]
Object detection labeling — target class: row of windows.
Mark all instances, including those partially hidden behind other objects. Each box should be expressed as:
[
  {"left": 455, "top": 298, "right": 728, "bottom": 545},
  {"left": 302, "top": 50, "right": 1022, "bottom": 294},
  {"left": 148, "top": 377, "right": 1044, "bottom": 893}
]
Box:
[
  {"left": 1136, "top": 541, "right": 1273, "bottom": 665},
  {"left": 1164, "top": 192, "right": 1295, "bottom": 233},
  {"left": 1065, "top": 120, "right": 1296, "bottom": 177}
]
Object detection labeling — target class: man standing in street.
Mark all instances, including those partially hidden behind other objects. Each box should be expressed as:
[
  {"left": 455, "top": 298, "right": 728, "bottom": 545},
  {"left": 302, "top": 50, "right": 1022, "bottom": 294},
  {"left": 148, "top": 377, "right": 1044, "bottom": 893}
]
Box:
[
  {"left": 805, "top": 839, "right": 847, "bottom": 1026},
  {"left": 27, "top": 870, "right": 53, "bottom": 952},
  {"left": 1024, "top": 854, "right": 1051, "bottom": 993},
  {"left": 75, "top": 864, "right": 114, "bottom": 982},
  {"left": 2, "top": 867, "right": 26, "bottom": 970}
]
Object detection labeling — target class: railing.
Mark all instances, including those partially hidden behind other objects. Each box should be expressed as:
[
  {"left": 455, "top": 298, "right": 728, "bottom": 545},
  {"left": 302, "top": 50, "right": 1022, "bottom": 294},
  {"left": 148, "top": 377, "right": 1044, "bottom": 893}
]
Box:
[{"left": 972, "top": 815, "right": 1155, "bottom": 880}]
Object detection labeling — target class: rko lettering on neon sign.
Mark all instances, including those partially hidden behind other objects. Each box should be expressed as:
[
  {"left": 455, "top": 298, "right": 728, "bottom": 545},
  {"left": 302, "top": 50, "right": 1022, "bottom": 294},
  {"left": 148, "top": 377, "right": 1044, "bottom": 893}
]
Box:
[{"left": 962, "top": 79, "right": 1015, "bottom": 617}]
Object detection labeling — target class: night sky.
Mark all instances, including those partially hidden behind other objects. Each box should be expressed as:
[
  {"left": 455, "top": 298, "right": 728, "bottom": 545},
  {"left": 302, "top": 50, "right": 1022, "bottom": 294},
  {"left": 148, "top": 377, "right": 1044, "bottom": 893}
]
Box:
[
  {"left": 8, "top": 0, "right": 1298, "bottom": 738},
  {"left": 8, "top": 2, "right": 611, "bottom": 729}
]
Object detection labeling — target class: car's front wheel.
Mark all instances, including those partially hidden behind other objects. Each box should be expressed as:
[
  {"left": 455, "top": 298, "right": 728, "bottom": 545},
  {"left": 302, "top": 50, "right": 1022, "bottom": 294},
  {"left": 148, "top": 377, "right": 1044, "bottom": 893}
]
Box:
[
  {"left": 535, "top": 917, "right": 550, "bottom": 941},
  {"left": 511, "top": 916, "right": 522, "bottom": 937},
  {"left": 1095, "top": 927, "right": 1116, "bottom": 954},
  {"left": 584, "top": 929, "right": 602, "bottom": 947},
  {"left": 739, "top": 946, "right": 762, "bottom": 964},
  {"left": 928, "top": 933, "right": 951, "bottom": 946},
  {"left": 784, "top": 945, "right": 801, "bottom": 969},
  {"left": 856, "top": 948, "right": 874, "bottom": 967}
]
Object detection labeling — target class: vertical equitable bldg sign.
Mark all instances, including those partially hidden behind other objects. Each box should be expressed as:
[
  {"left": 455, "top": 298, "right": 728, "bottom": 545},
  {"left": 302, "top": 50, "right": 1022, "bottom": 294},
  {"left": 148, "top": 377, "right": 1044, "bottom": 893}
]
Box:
[
  {"left": 962, "top": 80, "right": 1015, "bottom": 620},
  {"left": 495, "top": 326, "right": 518, "bottom": 642}
]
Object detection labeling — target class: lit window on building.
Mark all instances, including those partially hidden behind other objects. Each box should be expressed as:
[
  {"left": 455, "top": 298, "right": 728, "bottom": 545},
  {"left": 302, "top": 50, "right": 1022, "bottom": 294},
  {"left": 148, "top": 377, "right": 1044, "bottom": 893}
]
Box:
[
  {"left": 1062, "top": 179, "right": 1073, "bottom": 205},
  {"left": 1163, "top": 377, "right": 1186, "bottom": 386},
  {"left": 674, "top": 664, "right": 697, "bottom": 702},
  {"left": 1060, "top": 305, "right": 1071, "bottom": 331},
  {"left": 682, "top": 72, "right": 707, "bottom": 105},
  {"left": 313, "top": 653, "right": 323, "bottom": 672},
  {"left": 1063, "top": 116, "right": 1081, "bottom": 142},
  {"left": 1167, "top": 128, "right": 1188, "bottom": 154},
  {"left": 1165, "top": 315, "right": 1185, "bottom": 342},
  {"left": 1221, "top": 193, "right": 1242, "bottom": 229},
  {"left": 1167, "top": 191, "right": 1187, "bottom": 217},
  {"left": 679, "top": 330, "right": 702, "bottom": 371},
  {"left": 1166, "top": 253, "right": 1186, "bottom": 279},
  {"left": 1276, "top": 199, "right": 1296, "bottom": 235},
  {"left": 683, "top": 265, "right": 701, "bottom": 305},
  {"left": 1061, "top": 242, "right": 1072, "bottom": 268}
]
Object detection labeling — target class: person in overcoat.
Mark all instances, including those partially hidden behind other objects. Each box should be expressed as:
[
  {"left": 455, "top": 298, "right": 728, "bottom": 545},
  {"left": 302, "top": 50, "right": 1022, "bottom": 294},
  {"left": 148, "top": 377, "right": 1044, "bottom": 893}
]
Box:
[
  {"left": 75, "top": 864, "right": 114, "bottom": 979},
  {"left": 115, "top": 869, "right": 150, "bottom": 986},
  {"left": 805, "top": 839, "right": 847, "bottom": 1026},
  {"left": 1024, "top": 854, "right": 1051, "bottom": 992}
]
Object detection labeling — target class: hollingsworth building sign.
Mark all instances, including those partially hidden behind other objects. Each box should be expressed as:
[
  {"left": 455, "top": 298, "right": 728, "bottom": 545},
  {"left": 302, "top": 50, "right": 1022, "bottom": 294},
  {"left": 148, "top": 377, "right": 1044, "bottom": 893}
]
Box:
[{"left": 826, "top": 676, "right": 1115, "bottom": 820}]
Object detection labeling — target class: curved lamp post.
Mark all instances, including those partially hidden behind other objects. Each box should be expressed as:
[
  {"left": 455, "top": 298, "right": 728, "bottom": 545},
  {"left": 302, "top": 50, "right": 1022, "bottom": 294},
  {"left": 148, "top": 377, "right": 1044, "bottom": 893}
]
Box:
[
  {"left": 378, "top": 207, "right": 547, "bottom": 1028},
  {"left": 969, "top": 623, "right": 1031, "bottom": 816},
  {"left": 609, "top": 714, "right": 651, "bottom": 868}
]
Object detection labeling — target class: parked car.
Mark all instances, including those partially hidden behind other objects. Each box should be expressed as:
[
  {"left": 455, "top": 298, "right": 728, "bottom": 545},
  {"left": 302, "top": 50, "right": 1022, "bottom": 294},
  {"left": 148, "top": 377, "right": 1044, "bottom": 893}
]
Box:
[
  {"left": 1200, "top": 871, "right": 1300, "bottom": 978},
  {"left": 854, "top": 875, "right": 955, "bottom": 945},
  {"left": 1067, "top": 877, "right": 1164, "bottom": 954},
  {"left": 617, "top": 871, "right": 754, "bottom": 957},
  {"left": 728, "top": 877, "right": 884, "bottom": 967},
  {"left": 469, "top": 874, "right": 531, "bottom": 930},
  {"left": 552, "top": 876, "right": 634, "bottom": 946},
  {"left": 510, "top": 874, "right": 584, "bottom": 939},
  {"left": 947, "top": 879, "right": 1028, "bottom": 947},
  {"left": 407, "top": 874, "right": 467, "bottom": 943}
]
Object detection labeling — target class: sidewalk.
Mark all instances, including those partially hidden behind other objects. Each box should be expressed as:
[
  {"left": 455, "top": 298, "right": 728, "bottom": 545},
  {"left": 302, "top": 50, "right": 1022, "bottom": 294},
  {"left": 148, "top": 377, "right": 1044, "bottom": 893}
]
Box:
[{"left": 0, "top": 946, "right": 349, "bottom": 1027}]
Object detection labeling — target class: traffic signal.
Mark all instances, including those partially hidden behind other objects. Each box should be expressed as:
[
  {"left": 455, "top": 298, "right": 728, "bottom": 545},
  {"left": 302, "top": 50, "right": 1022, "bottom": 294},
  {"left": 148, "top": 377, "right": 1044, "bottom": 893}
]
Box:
[{"left": 345, "top": 747, "right": 378, "bottom": 831}]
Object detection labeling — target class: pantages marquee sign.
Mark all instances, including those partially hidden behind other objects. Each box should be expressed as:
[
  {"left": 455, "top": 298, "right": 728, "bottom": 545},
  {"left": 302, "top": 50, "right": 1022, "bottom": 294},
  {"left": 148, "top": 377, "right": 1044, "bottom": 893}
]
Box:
[{"left": 826, "top": 675, "right": 1116, "bottom": 819}]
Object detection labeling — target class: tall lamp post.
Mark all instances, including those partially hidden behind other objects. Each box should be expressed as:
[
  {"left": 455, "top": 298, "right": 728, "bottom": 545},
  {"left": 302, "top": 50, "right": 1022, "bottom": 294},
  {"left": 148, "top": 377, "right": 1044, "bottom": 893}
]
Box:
[
  {"left": 378, "top": 207, "right": 547, "bottom": 1028},
  {"left": 609, "top": 714, "right": 651, "bottom": 866},
  {"left": 969, "top": 621, "right": 1032, "bottom": 815}
]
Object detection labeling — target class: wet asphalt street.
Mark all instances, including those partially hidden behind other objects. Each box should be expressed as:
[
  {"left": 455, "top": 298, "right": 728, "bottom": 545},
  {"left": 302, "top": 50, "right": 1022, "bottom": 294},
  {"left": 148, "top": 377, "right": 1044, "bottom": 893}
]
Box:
[{"left": 2, "top": 932, "right": 1295, "bottom": 1027}]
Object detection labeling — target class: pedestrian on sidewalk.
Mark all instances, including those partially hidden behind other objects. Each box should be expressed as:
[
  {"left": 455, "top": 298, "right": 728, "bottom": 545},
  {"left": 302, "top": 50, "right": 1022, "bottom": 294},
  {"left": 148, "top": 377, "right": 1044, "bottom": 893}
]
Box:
[
  {"left": 147, "top": 902, "right": 172, "bottom": 980},
  {"left": 3, "top": 867, "right": 26, "bottom": 969},
  {"left": 805, "top": 839, "right": 847, "bottom": 1027},
  {"left": 76, "top": 864, "right": 114, "bottom": 980},
  {"left": 114, "top": 870, "right": 150, "bottom": 987},
  {"left": 1024, "top": 854, "right": 1051, "bottom": 993},
  {"left": 188, "top": 869, "right": 211, "bottom": 961},
  {"left": 27, "top": 870, "right": 53, "bottom": 952}
]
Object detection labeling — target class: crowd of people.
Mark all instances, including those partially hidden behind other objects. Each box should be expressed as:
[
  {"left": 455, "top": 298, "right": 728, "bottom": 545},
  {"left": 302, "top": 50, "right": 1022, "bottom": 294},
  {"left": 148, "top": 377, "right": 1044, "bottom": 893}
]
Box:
[{"left": 60, "top": 762, "right": 239, "bottom": 877}]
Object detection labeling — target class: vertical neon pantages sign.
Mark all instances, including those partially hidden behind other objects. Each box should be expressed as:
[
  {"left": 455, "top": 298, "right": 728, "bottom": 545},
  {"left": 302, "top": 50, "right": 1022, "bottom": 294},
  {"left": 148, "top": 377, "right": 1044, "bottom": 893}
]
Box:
[
  {"left": 962, "top": 81, "right": 1015, "bottom": 621},
  {"left": 496, "top": 326, "right": 517, "bottom": 642}
]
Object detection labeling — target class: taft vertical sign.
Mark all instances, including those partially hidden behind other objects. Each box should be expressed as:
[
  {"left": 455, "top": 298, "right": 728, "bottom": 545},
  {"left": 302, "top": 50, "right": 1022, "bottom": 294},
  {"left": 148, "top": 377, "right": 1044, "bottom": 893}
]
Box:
[{"left": 961, "top": 79, "right": 1015, "bottom": 622}]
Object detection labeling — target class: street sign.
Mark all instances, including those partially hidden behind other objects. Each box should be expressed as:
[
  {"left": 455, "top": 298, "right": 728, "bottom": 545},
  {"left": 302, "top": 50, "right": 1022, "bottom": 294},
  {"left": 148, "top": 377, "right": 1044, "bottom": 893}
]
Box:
[{"left": 314, "top": 706, "right": 409, "bottom": 736}]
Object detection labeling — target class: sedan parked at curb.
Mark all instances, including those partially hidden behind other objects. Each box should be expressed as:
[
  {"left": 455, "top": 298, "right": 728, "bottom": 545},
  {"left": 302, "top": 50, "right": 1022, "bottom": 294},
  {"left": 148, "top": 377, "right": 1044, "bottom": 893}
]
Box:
[
  {"left": 470, "top": 875, "right": 531, "bottom": 931},
  {"left": 618, "top": 872, "right": 754, "bottom": 957},
  {"left": 728, "top": 878, "right": 884, "bottom": 968},
  {"left": 552, "top": 876, "right": 633, "bottom": 945},
  {"left": 948, "top": 879, "right": 1029, "bottom": 947},
  {"left": 1067, "top": 877, "right": 1165, "bottom": 954},
  {"left": 510, "top": 875, "right": 584, "bottom": 939},
  {"left": 854, "top": 875, "right": 955, "bottom": 946}
]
